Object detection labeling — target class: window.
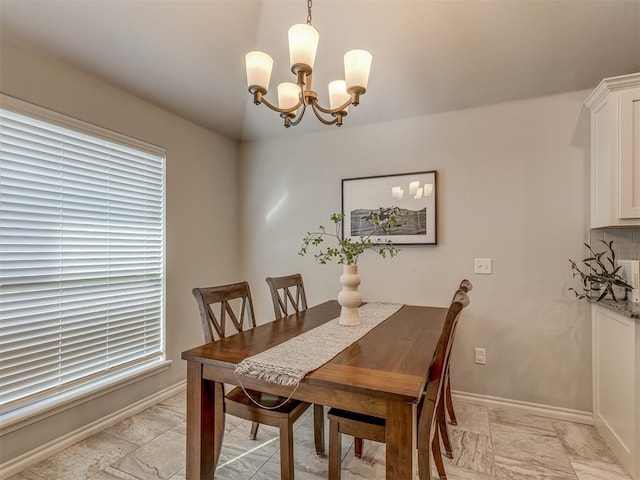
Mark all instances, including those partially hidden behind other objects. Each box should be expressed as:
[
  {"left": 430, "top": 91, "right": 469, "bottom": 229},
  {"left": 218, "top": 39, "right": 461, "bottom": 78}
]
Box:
[{"left": 0, "top": 95, "right": 166, "bottom": 422}]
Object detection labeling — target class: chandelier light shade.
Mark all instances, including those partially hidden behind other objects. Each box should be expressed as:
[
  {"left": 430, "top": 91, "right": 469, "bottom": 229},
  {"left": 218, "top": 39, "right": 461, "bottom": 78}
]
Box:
[
  {"left": 245, "top": 51, "right": 274, "bottom": 93},
  {"left": 278, "top": 82, "right": 300, "bottom": 110},
  {"left": 245, "top": 0, "right": 371, "bottom": 128},
  {"left": 288, "top": 24, "right": 319, "bottom": 73},
  {"left": 344, "top": 49, "right": 372, "bottom": 93},
  {"left": 328, "top": 80, "right": 350, "bottom": 111}
]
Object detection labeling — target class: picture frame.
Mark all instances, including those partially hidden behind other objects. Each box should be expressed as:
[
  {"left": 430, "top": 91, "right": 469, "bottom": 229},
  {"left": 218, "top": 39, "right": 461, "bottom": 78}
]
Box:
[{"left": 342, "top": 171, "right": 437, "bottom": 245}]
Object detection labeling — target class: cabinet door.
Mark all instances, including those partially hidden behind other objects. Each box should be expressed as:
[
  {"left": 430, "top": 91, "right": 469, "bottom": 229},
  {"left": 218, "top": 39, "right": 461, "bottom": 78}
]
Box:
[
  {"left": 591, "top": 98, "right": 616, "bottom": 227},
  {"left": 619, "top": 88, "right": 640, "bottom": 219},
  {"left": 592, "top": 305, "right": 636, "bottom": 476}
]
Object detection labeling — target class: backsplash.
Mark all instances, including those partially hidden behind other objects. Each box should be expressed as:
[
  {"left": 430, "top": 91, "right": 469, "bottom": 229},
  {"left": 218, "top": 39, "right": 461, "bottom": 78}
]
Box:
[{"left": 590, "top": 228, "right": 640, "bottom": 260}]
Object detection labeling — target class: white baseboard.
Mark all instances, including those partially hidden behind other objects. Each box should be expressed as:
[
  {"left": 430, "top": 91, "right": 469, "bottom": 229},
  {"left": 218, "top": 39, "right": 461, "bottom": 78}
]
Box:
[
  {"left": 0, "top": 380, "right": 186, "bottom": 480},
  {"left": 452, "top": 390, "right": 593, "bottom": 425}
]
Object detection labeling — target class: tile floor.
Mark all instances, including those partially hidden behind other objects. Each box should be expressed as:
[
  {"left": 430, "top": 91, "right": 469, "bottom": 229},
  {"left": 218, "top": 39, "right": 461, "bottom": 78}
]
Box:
[{"left": 7, "top": 391, "right": 632, "bottom": 480}]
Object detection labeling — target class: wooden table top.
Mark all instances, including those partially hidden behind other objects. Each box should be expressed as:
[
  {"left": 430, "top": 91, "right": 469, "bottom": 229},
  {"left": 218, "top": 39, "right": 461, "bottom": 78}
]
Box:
[{"left": 182, "top": 300, "right": 448, "bottom": 403}]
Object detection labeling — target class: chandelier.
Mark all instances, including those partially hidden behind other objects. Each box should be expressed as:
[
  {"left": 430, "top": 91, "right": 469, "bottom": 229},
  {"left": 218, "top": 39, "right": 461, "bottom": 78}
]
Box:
[{"left": 244, "top": 0, "right": 372, "bottom": 128}]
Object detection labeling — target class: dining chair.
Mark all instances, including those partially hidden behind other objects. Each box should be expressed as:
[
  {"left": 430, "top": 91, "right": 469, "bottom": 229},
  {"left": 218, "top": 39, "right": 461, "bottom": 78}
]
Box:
[
  {"left": 192, "top": 281, "right": 312, "bottom": 480},
  {"left": 265, "top": 273, "right": 325, "bottom": 457},
  {"left": 352, "top": 279, "right": 475, "bottom": 461},
  {"left": 327, "top": 291, "right": 470, "bottom": 480},
  {"left": 265, "top": 273, "right": 308, "bottom": 318},
  {"left": 438, "top": 279, "right": 473, "bottom": 459}
]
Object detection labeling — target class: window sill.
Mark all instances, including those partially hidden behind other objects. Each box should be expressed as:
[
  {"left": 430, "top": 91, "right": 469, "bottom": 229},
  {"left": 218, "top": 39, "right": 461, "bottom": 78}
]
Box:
[{"left": 0, "top": 360, "right": 172, "bottom": 435}]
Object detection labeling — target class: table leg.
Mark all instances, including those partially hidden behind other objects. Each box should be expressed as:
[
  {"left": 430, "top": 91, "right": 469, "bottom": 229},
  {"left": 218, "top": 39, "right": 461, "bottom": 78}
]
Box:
[
  {"left": 385, "top": 399, "right": 416, "bottom": 480},
  {"left": 313, "top": 403, "right": 325, "bottom": 456},
  {"left": 186, "top": 361, "right": 224, "bottom": 479}
]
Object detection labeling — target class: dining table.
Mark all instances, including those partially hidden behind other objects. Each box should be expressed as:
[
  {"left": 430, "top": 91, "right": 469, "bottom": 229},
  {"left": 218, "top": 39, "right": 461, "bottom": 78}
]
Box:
[{"left": 181, "top": 300, "right": 448, "bottom": 480}]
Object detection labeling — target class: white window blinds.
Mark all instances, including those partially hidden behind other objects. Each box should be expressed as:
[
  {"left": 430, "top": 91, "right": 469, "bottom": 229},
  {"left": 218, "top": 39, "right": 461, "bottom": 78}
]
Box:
[{"left": 0, "top": 97, "right": 166, "bottom": 414}]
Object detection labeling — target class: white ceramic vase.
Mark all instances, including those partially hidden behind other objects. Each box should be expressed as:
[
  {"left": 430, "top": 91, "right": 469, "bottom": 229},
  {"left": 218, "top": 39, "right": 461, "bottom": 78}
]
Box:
[{"left": 338, "top": 264, "right": 362, "bottom": 326}]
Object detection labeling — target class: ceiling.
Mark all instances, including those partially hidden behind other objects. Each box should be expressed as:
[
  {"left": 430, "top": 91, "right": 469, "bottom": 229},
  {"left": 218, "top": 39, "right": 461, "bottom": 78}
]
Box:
[{"left": 1, "top": 0, "right": 639, "bottom": 143}]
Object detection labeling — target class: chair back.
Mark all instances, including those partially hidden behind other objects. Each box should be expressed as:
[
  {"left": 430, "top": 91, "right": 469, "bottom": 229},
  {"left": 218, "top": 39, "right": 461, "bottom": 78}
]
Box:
[
  {"left": 448, "top": 284, "right": 471, "bottom": 348},
  {"left": 417, "top": 290, "right": 469, "bottom": 475},
  {"left": 426, "top": 290, "right": 470, "bottom": 398},
  {"left": 265, "top": 273, "right": 308, "bottom": 320},
  {"left": 445, "top": 282, "right": 472, "bottom": 383},
  {"left": 192, "top": 281, "right": 256, "bottom": 342},
  {"left": 452, "top": 279, "right": 473, "bottom": 301},
  {"left": 459, "top": 278, "right": 473, "bottom": 293}
]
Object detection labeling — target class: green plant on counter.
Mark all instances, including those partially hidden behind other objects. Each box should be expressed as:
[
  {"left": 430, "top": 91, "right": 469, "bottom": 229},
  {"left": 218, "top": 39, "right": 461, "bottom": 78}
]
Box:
[
  {"left": 299, "top": 209, "right": 404, "bottom": 265},
  {"left": 569, "top": 240, "right": 632, "bottom": 302}
]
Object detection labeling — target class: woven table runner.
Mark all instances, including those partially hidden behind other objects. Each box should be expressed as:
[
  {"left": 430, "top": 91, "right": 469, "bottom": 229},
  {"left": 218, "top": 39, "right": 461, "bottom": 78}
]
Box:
[{"left": 235, "top": 302, "right": 403, "bottom": 387}]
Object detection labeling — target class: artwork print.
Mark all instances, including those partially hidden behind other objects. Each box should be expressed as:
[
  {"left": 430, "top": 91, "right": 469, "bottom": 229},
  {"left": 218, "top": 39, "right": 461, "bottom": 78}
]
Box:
[{"left": 342, "top": 171, "right": 437, "bottom": 245}]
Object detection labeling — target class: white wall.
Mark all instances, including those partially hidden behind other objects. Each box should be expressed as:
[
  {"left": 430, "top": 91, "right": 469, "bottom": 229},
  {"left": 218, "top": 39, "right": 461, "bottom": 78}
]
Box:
[
  {"left": 0, "top": 40, "right": 239, "bottom": 461},
  {"left": 239, "top": 90, "right": 593, "bottom": 412}
]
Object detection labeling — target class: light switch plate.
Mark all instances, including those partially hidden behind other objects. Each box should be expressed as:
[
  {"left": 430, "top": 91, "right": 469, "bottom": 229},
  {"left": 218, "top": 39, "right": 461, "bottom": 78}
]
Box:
[{"left": 474, "top": 258, "right": 492, "bottom": 274}]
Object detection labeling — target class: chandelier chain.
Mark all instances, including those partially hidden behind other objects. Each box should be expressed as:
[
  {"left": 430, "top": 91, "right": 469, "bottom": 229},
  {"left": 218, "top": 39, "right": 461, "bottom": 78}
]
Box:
[{"left": 307, "top": 0, "right": 312, "bottom": 25}]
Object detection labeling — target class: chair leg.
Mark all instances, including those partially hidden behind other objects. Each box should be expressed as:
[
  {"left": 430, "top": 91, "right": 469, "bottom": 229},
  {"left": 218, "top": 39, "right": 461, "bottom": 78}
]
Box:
[
  {"left": 354, "top": 437, "right": 363, "bottom": 458},
  {"left": 417, "top": 399, "right": 436, "bottom": 480},
  {"left": 279, "top": 419, "right": 295, "bottom": 480},
  {"left": 313, "top": 404, "right": 325, "bottom": 456},
  {"left": 431, "top": 425, "right": 447, "bottom": 479},
  {"left": 328, "top": 418, "right": 342, "bottom": 480},
  {"left": 438, "top": 420, "right": 454, "bottom": 460},
  {"left": 250, "top": 422, "right": 260, "bottom": 440},
  {"left": 445, "top": 374, "right": 457, "bottom": 426},
  {"left": 437, "top": 397, "right": 453, "bottom": 459}
]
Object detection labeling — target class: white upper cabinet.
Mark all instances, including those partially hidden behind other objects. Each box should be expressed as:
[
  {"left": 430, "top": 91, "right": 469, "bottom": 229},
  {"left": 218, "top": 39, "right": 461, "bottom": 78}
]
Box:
[{"left": 585, "top": 73, "right": 640, "bottom": 228}]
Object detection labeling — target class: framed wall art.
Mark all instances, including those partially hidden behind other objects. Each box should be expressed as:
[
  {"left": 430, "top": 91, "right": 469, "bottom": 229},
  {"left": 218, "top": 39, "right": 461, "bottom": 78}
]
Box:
[{"left": 342, "top": 171, "right": 437, "bottom": 245}]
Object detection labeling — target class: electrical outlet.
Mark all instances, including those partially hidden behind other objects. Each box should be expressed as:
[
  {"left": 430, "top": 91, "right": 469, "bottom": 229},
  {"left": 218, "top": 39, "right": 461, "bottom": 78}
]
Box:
[{"left": 474, "top": 347, "right": 486, "bottom": 365}]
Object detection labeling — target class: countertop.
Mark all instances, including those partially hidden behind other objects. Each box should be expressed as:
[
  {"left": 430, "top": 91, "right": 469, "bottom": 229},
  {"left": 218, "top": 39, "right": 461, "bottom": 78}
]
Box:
[{"left": 593, "top": 299, "right": 640, "bottom": 319}]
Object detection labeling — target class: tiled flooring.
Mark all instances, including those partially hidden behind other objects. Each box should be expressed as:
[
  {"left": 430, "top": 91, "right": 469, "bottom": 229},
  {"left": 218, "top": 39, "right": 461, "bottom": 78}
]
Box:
[{"left": 8, "top": 391, "right": 632, "bottom": 480}]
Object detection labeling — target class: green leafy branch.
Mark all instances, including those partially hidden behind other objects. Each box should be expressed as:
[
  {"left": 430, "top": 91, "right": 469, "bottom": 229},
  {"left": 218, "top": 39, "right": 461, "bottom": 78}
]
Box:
[
  {"left": 299, "top": 209, "right": 405, "bottom": 265},
  {"left": 568, "top": 240, "right": 632, "bottom": 301}
]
